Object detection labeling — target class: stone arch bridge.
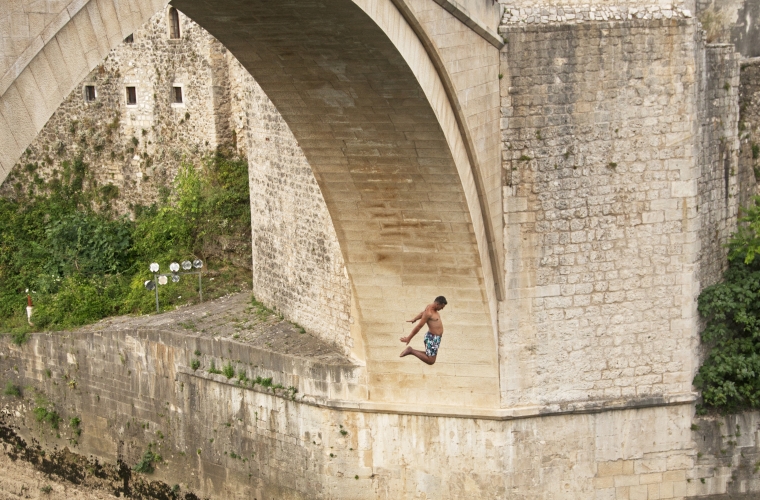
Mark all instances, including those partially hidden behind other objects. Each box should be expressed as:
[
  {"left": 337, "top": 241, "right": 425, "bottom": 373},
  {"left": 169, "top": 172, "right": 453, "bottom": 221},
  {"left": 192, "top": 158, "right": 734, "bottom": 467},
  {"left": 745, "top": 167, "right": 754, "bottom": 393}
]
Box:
[{"left": 0, "top": 0, "right": 507, "bottom": 409}]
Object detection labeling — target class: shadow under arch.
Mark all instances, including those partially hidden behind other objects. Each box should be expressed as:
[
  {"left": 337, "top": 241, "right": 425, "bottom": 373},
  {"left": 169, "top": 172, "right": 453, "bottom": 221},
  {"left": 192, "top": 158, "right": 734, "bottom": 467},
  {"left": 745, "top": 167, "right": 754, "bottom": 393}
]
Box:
[{"left": 1, "top": 0, "right": 501, "bottom": 409}]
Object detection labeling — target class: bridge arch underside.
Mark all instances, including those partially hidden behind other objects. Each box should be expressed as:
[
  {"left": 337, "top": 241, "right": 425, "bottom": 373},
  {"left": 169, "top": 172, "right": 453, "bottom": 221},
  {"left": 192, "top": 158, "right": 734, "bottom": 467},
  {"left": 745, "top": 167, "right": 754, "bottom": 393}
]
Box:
[{"left": 2, "top": 0, "right": 499, "bottom": 408}]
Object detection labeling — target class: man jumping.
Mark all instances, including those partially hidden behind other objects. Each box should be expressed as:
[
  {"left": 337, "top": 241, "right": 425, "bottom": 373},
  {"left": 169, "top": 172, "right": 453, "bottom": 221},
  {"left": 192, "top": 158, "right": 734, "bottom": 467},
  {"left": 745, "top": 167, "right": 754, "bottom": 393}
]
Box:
[{"left": 399, "top": 296, "right": 447, "bottom": 365}]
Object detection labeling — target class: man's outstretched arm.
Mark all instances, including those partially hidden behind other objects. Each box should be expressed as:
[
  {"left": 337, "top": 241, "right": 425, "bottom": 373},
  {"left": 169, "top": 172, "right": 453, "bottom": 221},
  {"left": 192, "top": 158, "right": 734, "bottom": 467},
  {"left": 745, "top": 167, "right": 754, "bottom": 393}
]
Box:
[
  {"left": 407, "top": 310, "right": 424, "bottom": 323},
  {"left": 400, "top": 314, "right": 429, "bottom": 344}
]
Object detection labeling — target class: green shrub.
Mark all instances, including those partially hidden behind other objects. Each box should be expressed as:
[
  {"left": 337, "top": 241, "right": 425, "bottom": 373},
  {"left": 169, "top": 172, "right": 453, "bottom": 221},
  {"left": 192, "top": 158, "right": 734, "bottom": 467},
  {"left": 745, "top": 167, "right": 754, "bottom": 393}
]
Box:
[
  {"left": 70, "top": 416, "right": 81, "bottom": 436},
  {"left": 190, "top": 359, "right": 200, "bottom": 371},
  {"left": 33, "top": 407, "right": 61, "bottom": 429},
  {"left": 696, "top": 196, "right": 760, "bottom": 412},
  {"left": 132, "top": 449, "right": 161, "bottom": 473},
  {"left": 3, "top": 382, "right": 20, "bottom": 397},
  {"left": 0, "top": 153, "right": 251, "bottom": 331},
  {"left": 222, "top": 361, "right": 235, "bottom": 379}
]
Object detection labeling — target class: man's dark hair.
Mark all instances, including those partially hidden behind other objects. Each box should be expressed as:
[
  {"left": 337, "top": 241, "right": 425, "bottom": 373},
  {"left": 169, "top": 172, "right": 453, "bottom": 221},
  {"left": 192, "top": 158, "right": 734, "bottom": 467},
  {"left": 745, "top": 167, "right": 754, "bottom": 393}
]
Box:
[{"left": 434, "top": 296, "right": 447, "bottom": 305}]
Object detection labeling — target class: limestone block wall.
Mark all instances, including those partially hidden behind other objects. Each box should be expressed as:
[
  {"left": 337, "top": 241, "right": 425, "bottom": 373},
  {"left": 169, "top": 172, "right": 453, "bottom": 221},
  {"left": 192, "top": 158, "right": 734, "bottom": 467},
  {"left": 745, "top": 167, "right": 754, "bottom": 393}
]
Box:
[
  {"left": 237, "top": 64, "right": 354, "bottom": 357},
  {"left": 5, "top": 331, "right": 760, "bottom": 498},
  {"left": 696, "top": 43, "right": 741, "bottom": 290},
  {"left": 0, "top": 0, "right": 73, "bottom": 84},
  {"left": 738, "top": 59, "right": 760, "bottom": 205},
  {"left": 498, "top": 19, "right": 703, "bottom": 408},
  {"left": 0, "top": 10, "right": 240, "bottom": 213}
]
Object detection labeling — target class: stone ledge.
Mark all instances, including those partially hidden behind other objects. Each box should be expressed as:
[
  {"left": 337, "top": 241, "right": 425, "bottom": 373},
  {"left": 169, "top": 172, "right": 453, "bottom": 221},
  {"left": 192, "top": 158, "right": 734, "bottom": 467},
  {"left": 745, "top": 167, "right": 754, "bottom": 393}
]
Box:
[
  {"left": 500, "top": 3, "right": 692, "bottom": 27},
  {"left": 181, "top": 359, "right": 698, "bottom": 420},
  {"left": 428, "top": 0, "right": 505, "bottom": 48}
]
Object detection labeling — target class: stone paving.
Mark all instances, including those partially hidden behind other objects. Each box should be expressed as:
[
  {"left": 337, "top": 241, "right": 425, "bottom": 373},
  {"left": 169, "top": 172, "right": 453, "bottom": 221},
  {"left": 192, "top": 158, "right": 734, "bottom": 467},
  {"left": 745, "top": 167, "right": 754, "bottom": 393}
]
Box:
[{"left": 78, "top": 291, "right": 353, "bottom": 366}]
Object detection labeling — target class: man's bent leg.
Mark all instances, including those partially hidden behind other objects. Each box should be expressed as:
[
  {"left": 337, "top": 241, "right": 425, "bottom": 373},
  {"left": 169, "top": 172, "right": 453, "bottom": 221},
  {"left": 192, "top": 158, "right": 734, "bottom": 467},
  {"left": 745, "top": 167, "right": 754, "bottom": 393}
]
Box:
[{"left": 400, "top": 347, "right": 436, "bottom": 365}]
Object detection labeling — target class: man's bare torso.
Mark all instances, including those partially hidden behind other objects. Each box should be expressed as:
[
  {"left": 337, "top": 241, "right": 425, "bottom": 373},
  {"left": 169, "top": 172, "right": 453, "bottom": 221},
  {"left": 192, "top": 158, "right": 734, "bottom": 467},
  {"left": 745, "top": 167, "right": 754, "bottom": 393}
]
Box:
[{"left": 425, "top": 304, "right": 444, "bottom": 335}]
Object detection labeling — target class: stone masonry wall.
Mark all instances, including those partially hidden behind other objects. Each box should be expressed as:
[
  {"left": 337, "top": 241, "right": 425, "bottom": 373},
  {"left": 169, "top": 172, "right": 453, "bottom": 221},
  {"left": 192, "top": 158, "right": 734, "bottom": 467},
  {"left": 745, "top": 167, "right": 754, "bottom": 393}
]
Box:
[
  {"left": 696, "top": 43, "right": 740, "bottom": 291},
  {"left": 0, "top": 9, "right": 241, "bottom": 213},
  {"left": 738, "top": 59, "right": 760, "bottom": 206},
  {"left": 498, "top": 19, "right": 704, "bottom": 408},
  {"left": 236, "top": 63, "right": 354, "bottom": 358},
  {"left": 4, "top": 331, "right": 760, "bottom": 498}
]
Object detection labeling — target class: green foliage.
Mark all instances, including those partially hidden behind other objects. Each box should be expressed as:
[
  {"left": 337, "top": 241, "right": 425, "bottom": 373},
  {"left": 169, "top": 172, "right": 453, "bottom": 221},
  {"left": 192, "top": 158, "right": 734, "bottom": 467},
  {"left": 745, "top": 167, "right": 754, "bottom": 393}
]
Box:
[
  {"left": 0, "top": 153, "right": 251, "bottom": 332},
  {"left": 132, "top": 449, "right": 161, "bottom": 474},
  {"left": 753, "top": 143, "right": 760, "bottom": 160},
  {"left": 695, "top": 196, "right": 760, "bottom": 412},
  {"left": 208, "top": 359, "right": 222, "bottom": 375},
  {"left": 252, "top": 376, "right": 273, "bottom": 388},
  {"left": 190, "top": 359, "right": 200, "bottom": 371},
  {"left": 70, "top": 416, "right": 81, "bottom": 436},
  {"left": 727, "top": 197, "right": 760, "bottom": 266},
  {"left": 33, "top": 407, "right": 61, "bottom": 429},
  {"left": 222, "top": 361, "right": 235, "bottom": 379},
  {"left": 11, "top": 331, "right": 29, "bottom": 345},
  {"left": 251, "top": 295, "right": 275, "bottom": 321},
  {"left": 3, "top": 382, "right": 20, "bottom": 397}
]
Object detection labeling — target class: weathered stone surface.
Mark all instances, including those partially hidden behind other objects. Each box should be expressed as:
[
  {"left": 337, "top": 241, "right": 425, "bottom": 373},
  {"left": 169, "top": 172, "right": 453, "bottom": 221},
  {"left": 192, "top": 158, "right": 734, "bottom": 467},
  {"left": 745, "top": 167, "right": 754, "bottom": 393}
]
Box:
[
  {"left": 3, "top": 324, "right": 760, "bottom": 498},
  {"left": 498, "top": 17, "right": 742, "bottom": 410},
  {"left": 737, "top": 59, "right": 760, "bottom": 207},
  {"left": 2, "top": 0, "right": 760, "bottom": 496}
]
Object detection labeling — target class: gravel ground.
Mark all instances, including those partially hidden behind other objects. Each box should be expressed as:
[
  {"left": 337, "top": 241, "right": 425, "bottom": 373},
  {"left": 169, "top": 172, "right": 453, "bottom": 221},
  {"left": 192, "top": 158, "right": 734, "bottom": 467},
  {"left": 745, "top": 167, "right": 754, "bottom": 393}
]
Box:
[{"left": 0, "top": 452, "right": 118, "bottom": 500}]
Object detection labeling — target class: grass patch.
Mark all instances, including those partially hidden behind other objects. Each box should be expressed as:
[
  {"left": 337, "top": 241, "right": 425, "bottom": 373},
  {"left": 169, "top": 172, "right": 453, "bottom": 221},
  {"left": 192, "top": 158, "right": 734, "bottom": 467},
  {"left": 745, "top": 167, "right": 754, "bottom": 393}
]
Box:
[
  {"left": 208, "top": 359, "right": 222, "bottom": 375},
  {"left": 222, "top": 361, "right": 235, "bottom": 379},
  {"left": 10, "top": 331, "right": 30, "bottom": 345},
  {"left": 70, "top": 416, "right": 81, "bottom": 436},
  {"left": 190, "top": 359, "right": 200, "bottom": 371},
  {"left": 250, "top": 295, "right": 275, "bottom": 321},
  {"left": 3, "top": 382, "right": 20, "bottom": 397}
]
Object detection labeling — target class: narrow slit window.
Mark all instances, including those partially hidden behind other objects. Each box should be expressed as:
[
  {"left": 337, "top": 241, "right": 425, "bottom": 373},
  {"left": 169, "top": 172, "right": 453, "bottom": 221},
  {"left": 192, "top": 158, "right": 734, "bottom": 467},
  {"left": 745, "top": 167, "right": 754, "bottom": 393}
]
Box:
[
  {"left": 84, "top": 85, "right": 96, "bottom": 102},
  {"left": 172, "top": 86, "right": 183, "bottom": 104},
  {"left": 124, "top": 34, "right": 134, "bottom": 43},
  {"left": 169, "top": 8, "right": 180, "bottom": 39},
  {"left": 126, "top": 86, "right": 137, "bottom": 105}
]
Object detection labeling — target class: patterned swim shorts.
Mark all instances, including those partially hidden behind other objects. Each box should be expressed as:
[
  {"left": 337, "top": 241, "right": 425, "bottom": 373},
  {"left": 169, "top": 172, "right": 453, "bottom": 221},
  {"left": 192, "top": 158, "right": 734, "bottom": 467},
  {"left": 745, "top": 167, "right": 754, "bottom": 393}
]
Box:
[{"left": 424, "top": 331, "right": 442, "bottom": 357}]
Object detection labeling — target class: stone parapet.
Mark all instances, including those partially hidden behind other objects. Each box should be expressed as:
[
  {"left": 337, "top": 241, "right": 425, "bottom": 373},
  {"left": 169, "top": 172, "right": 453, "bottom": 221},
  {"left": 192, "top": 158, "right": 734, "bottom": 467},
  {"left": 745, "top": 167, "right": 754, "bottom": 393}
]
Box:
[{"left": 500, "top": 2, "right": 693, "bottom": 25}]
